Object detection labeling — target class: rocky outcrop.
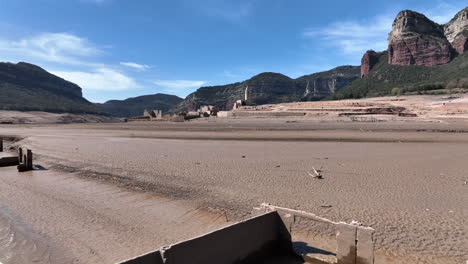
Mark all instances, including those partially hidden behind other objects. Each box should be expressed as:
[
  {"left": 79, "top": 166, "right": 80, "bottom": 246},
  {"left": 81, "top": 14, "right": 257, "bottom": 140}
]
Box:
[
  {"left": 0, "top": 62, "right": 83, "bottom": 98},
  {"left": 388, "top": 10, "right": 454, "bottom": 66},
  {"left": 361, "top": 50, "right": 381, "bottom": 78},
  {"left": 0, "top": 62, "right": 100, "bottom": 113},
  {"left": 444, "top": 7, "right": 468, "bottom": 54},
  {"left": 297, "top": 66, "right": 360, "bottom": 101},
  {"left": 175, "top": 66, "right": 360, "bottom": 111}
]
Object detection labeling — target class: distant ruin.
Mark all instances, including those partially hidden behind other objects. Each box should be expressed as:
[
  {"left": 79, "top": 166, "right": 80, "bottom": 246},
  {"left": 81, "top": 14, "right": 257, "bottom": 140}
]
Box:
[
  {"left": 126, "top": 106, "right": 219, "bottom": 122},
  {"left": 126, "top": 109, "right": 183, "bottom": 122},
  {"left": 0, "top": 138, "right": 33, "bottom": 172},
  {"left": 144, "top": 109, "right": 162, "bottom": 120}
]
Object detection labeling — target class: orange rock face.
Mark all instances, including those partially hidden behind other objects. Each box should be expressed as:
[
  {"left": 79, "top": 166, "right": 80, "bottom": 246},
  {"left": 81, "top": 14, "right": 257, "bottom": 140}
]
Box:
[
  {"left": 360, "top": 51, "right": 380, "bottom": 78},
  {"left": 387, "top": 10, "right": 454, "bottom": 66},
  {"left": 388, "top": 36, "right": 453, "bottom": 66}
]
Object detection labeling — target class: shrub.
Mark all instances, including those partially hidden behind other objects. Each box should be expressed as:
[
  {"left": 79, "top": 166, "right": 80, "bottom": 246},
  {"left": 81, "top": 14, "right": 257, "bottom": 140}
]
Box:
[{"left": 391, "top": 88, "right": 400, "bottom": 96}]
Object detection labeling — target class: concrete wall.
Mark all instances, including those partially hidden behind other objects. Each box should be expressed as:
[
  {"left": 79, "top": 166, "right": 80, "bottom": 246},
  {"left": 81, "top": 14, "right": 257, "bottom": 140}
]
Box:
[
  {"left": 254, "top": 204, "right": 374, "bottom": 264},
  {"left": 230, "top": 111, "right": 306, "bottom": 118},
  {"left": 217, "top": 111, "right": 232, "bottom": 118},
  {"left": 0, "top": 156, "right": 19, "bottom": 167},
  {"left": 120, "top": 211, "right": 293, "bottom": 264}
]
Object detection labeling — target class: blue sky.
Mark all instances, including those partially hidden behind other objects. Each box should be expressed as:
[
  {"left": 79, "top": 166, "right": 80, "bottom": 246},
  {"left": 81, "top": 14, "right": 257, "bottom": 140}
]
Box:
[{"left": 0, "top": 0, "right": 465, "bottom": 102}]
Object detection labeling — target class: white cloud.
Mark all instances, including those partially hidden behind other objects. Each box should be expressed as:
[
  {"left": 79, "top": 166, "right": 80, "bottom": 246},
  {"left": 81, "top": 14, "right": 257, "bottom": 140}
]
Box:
[
  {"left": 52, "top": 68, "right": 140, "bottom": 91},
  {"left": 303, "top": 3, "right": 467, "bottom": 59},
  {"left": 152, "top": 80, "right": 206, "bottom": 97},
  {"left": 0, "top": 32, "right": 148, "bottom": 96},
  {"left": 0, "top": 32, "right": 101, "bottom": 66},
  {"left": 422, "top": 2, "right": 467, "bottom": 24},
  {"left": 120, "top": 62, "right": 150, "bottom": 70},
  {"left": 303, "top": 13, "right": 393, "bottom": 57},
  {"left": 153, "top": 80, "right": 206, "bottom": 89}
]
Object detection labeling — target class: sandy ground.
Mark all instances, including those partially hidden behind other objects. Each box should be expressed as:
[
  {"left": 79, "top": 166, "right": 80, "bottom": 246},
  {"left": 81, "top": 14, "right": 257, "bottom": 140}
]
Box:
[
  {"left": 0, "top": 110, "right": 117, "bottom": 124},
  {"left": 0, "top": 160, "right": 231, "bottom": 264},
  {"left": 0, "top": 95, "right": 467, "bottom": 264}
]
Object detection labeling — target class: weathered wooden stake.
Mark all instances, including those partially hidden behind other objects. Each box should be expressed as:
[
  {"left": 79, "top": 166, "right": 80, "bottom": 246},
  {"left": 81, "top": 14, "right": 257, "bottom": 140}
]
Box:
[
  {"left": 19, "top": 147, "right": 23, "bottom": 163},
  {"left": 27, "top": 149, "right": 33, "bottom": 170}
]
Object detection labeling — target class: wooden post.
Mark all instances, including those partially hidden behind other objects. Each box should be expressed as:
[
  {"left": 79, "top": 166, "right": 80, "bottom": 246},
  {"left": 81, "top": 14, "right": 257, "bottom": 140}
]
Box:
[
  {"left": 0, "top": 138, "right": 3, "bottom": 152},
  {"left": 19, "top": 147, "right": 23, "bottom": 163},
  {"left": 26, "top": 149, "right": 33, "bottom": 170}
]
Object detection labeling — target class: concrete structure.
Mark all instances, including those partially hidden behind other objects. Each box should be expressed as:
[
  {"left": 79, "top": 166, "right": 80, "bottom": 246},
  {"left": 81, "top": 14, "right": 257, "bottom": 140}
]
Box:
[
  {"left": 0, "top": 155, "right": 19, "bottom": 167},
  {"left": 232, "top": 99, "right": 246, "bottom": 110},
  {"left": 17, "top": 147, "right": 33, "bottom": 172},
  {"left": 126, "top": 110, "right": 164, "bottom": 122},
  {"left": 199, "top": 105, "right": 219, "bottom": 117},
  {"left": 254, "top": 204, "right": 375, "bottom": 264},
  {"left": 232, "top": 86, "right": 252, "bottom": 110},
  {"left": 121, "top": 204, "right": 374, "bottom": 264},
  {"left": 143, "top": 109, "right": 163, "bottom": 120},
  {"left": 120, "top": 211, "right": 295, "bottom": 264},
  {"left": 0, "top": 138, "right": 21, "bottom": 167}
]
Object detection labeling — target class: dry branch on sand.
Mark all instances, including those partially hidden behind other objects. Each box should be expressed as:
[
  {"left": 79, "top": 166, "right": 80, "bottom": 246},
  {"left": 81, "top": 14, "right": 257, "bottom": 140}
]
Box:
[{"left": 307, "top": 166, "right": 323, "bottom": 179}]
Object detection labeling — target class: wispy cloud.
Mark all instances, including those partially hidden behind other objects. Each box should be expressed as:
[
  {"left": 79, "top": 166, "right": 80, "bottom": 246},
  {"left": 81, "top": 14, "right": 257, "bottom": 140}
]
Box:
[
  {"left": 120, "top": 62, "right": 151, "bottom": 71},
  {"left": 152, "top": 80, "right": 206, "bottom": 97},
  {"left": 303, "top": 13, "right": 392, "bottom": 56},
  {"left": 0, "top": 32, "right": 145, "bottom": 96},
  {"left": 0, "top": 32, "right": 102, "bottom": 66},
  {"left": 52, "top": 68, "right": 141, "bottom": 91},
  {"left": 302, "top": 3, "right": 466, "bottom": 60},
  {"left": 153, "top": 80, "right": 206, "bottom": 89},
  {"left": 422, "top": 2, "right": 467, "bottom": 24}
]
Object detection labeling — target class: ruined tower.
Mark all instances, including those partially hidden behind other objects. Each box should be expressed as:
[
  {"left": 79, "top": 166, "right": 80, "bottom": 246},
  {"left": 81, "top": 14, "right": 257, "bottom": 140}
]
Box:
[{"left": 244, "top": 86, "right": 251, "bottom": 105}]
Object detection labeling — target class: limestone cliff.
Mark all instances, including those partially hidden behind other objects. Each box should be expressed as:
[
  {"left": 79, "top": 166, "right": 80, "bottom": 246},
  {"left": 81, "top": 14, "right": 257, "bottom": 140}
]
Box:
[
  {"left": 444, "top": 7, "right": 468, "bottom": 54},
  {"left": 388, "top": 10, "right": 453, "bottom": 66}
]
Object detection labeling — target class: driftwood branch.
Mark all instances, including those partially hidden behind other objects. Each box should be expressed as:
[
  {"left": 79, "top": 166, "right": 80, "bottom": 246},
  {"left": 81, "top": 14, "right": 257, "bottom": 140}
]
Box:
[{"left": 307, "top": 166, "right": 323, "bottom": 179}]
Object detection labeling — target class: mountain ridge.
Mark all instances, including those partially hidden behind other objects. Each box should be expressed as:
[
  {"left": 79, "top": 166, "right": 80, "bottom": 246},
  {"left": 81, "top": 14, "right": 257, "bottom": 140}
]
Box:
[
  {"left": 175, "top": 65, "right": 360, "bottom": 111},
  {"left": 0, "top": 61, "right": 100, "bottom": 114},
  {"left": 96, "top": 93, "right": 183, "bottom": 117}
]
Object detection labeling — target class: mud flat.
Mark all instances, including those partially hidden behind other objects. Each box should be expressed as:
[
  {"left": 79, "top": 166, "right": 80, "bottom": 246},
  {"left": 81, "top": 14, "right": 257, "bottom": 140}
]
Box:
[{"left": 0, "top": 114, "right": 467, "bottom": 263}]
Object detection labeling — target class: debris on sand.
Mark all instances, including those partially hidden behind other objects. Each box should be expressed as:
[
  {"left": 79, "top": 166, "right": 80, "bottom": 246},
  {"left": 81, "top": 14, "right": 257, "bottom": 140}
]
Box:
[{"left": 307, "top": 166, "right": 323, "bottom": 179}]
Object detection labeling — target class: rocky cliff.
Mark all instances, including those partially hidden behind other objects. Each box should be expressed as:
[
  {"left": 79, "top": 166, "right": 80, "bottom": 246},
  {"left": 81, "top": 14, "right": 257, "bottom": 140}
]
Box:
[
  {"left": 341, "top": 50, "right": 468, "bottom": 99},
  {"left": 444, "top": 7, "right": 468, "bottom": 54},
  {"left": 361, "top": 50, "right": 384, "bottom": 77},
  {"left": 360, "top": 7, "right": 468, "bottom": 78},
  {"left": 387, "top": 10, "right": 454, "bottom": 66},
  {"left": 0, "top": 62, "right": 100, "bottom": 113},
  {"left": 175, "top": 66, "right": 360, "bottom": 111}
]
